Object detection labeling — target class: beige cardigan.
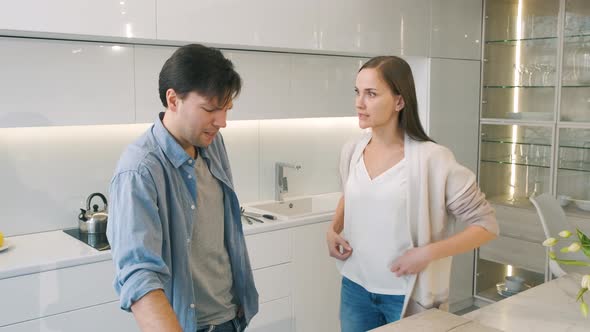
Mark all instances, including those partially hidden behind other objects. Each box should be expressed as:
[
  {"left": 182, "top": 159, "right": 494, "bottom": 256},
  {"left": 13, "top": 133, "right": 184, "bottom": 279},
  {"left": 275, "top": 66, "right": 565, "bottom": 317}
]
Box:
[{"left": 339, "top": 132, "right": 499, "bottom": 317}]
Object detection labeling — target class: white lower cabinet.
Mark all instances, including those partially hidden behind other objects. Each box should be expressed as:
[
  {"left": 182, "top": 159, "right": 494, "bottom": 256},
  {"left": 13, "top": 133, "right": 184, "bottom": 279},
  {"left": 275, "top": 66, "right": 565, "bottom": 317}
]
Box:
[
  {"left": 291, "top": 221, "right": 341, "bottom": 332},
  {"left": 245, "top": 220, "right": 340, "bottom": 332},
  {"left": 0, "top": 301, "right": 138, "bottom": 332},
  {"left": 247, "top": 296, "right": 294, "bottom": 332}
]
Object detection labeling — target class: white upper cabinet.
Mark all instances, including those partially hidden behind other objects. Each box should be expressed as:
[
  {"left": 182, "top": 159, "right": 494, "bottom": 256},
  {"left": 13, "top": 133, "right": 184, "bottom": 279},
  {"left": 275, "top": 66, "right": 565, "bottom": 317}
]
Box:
[
  {"left": 429, "top": 58, "right": 481, "bottom": 172},
  {"left": 134, "top": 45, "right": 177, "bottom": 123},
  {"left": 318, "top": 0, "right": 430, "bottom": 55},
  {"left": 430, "top": 0, "right": 483, "bottom": 60},
  {"left": 0, "top": 0, "right": 156, "bottom": 39},
  {"left": 156, "top": 0, "right": 319, "bottom": 50},
  {"left": 0, "top": 38, "right": 135, "bottom": 127},
  {"left": 228, "top": 51, "right": 291, "bottom": 120},
  {"left": 290, "top": 55, "right": 363, "bottom": 118}
]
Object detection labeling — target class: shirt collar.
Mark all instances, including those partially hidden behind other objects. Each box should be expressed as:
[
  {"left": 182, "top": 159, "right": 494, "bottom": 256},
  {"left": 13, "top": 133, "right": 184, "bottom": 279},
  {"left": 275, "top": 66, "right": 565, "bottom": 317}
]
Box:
[{"left": 152, "top": 112, "right": 194, "bottom": 168}]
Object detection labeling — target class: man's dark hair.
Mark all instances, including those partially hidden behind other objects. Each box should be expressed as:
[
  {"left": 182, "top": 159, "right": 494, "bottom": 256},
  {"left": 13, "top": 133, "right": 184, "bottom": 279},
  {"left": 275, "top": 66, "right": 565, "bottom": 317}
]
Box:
[{"left": 159, "top": 44, "right": 241, "bottom": 108}]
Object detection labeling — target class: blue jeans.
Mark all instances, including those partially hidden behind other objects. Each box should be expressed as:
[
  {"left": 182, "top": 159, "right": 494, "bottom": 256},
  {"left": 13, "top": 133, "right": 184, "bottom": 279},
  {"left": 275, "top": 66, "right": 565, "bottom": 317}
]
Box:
[{"left": 340, "top": 277, "right": 405, "bottom": 332}]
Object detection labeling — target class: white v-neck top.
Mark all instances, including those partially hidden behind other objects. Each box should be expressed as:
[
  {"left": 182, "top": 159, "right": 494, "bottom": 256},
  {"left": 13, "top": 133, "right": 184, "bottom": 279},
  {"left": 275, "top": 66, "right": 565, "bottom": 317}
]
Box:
[{"left": 338, "top": 151, "right": 413, "bottom": 295}]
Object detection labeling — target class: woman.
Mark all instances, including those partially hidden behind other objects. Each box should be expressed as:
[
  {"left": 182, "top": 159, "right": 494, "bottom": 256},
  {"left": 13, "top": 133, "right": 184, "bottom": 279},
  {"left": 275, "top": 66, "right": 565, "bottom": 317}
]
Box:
[{"left": 326, "top": 56, "right": 499, "bottom": 332}]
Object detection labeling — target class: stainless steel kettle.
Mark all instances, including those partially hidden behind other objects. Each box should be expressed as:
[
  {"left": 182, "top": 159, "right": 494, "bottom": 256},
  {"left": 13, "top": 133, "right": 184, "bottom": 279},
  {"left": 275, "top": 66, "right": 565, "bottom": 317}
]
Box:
[{"left": 78, "top": 193, "right": 108, "bottom": 233}]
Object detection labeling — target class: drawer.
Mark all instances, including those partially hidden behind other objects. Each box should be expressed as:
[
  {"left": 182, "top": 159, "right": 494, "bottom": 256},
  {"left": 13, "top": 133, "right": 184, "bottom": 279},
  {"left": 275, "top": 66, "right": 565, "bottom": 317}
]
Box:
[
  {"left": 0, "top": 300, "right": 138, "bottom": 332},
  {"left": 0, "top": 260, "right": 117, "bottom": 326},
  {"left": 248, "top": 296, "right": 293, "bottom": 332},
  {"left": 479, "top": 235, "right": 546, "bottom": 273},
  {"left": 252, "top": 263, "right": 292, "bottom": 304},
  {"left": 245, "top": 230, "right": 292, "bottom": 269}
]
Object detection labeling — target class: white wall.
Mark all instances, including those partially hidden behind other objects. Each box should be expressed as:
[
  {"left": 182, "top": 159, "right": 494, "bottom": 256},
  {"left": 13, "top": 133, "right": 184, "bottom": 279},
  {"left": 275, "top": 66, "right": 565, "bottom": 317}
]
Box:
[{"left": 0, "top": 118, "right": 360, "bottom": 237}]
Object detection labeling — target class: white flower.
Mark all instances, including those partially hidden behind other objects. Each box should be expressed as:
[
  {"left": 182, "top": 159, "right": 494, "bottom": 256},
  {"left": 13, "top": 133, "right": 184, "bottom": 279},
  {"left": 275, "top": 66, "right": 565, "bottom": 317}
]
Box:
[
  {"left": 581, "top": 275, "right": 590, "bottom": 289},
  {"left": 568, "top": 242, "right": 582, "bottom": 252},
  {"left": 542, "top": 237, "right": 558, "bottom": 247},
  {"left": 559, "top": 230, "right": 572, "bottom": 238}
]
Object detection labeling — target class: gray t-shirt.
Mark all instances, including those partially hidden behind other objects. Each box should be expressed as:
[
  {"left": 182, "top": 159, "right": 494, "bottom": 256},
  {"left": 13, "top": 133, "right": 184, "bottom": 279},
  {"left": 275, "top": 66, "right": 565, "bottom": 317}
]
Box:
[{"left": 190, "top": 152, "right": 236, "bottom": 326}]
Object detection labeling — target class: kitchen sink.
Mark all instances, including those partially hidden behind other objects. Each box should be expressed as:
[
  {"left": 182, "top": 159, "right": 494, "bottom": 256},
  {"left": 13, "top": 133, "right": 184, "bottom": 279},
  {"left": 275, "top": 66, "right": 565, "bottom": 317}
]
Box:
[{"left": 247, "top": 192, "right": 341, "bottom": 220}]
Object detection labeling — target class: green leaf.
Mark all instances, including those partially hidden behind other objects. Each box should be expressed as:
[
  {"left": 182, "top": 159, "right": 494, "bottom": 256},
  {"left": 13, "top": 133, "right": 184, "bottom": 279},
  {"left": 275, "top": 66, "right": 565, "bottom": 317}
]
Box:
[
  {"left": 577, "top": 229, "right": 590, "bottom": 259},
  {"left": 577, "top": 288, "right": 588, "bottom": 302},
  {"left": 577, "top": 228, "right": 590, "bottom": 246},
  {"left": 550, "top": 257, "right": 590, "bottom": 266}
]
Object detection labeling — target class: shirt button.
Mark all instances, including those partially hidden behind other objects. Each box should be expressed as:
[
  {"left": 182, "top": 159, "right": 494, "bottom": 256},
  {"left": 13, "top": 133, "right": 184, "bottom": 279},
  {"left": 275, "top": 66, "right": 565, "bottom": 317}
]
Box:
[
  {"left": 190, "top": 303, "right": 195, "bottom": 309},
  {"left": 191, "top": 205, "right": 195, "bottom": 210},
  {"left": 188, "top": 159, "right": 193, "bottom": 164},
  {"left": 188, "top": 174, "right": 192, "bottom": 179},
  {"left": 186, "top": 238, "right": 191, "bottom": 244}
]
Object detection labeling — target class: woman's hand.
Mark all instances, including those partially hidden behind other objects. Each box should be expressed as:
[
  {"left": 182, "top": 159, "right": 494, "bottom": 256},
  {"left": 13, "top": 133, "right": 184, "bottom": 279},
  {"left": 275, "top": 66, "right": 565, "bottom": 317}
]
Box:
[
  {"left": 390, "top": 246, "right": 434, "bottom": 277},
  {"left": 326, "top": 229, "right": 352, "bottom": 260}
]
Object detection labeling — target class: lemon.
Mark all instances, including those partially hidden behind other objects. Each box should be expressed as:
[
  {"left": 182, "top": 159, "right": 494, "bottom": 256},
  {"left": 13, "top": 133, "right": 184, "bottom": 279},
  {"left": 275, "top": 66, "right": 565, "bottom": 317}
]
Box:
[{"left": 0, "top": 232, "right": 3, "bottom": 247}]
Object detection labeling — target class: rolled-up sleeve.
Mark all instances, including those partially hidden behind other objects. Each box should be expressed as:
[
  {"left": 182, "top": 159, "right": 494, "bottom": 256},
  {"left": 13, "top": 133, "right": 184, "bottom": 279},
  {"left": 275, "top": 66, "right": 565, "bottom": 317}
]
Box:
[
  {"left": 444, "top": 155, "right": 499, "bottom": 236},
  {"left": 107, "top": 169, "right": 171, "bottom": 311}
]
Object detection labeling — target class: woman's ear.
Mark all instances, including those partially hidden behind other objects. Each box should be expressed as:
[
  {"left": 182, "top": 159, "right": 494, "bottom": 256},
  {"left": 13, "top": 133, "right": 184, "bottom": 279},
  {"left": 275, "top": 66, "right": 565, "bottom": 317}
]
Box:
[{"left": 396, "top": 96, "right": 405, "bottom": 112}]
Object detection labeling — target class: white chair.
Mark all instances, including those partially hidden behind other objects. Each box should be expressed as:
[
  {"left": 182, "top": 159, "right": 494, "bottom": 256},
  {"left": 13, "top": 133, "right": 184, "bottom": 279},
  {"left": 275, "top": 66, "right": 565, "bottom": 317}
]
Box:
[{"left": 530, "top": 193, "right": 588, "bottom": 277}]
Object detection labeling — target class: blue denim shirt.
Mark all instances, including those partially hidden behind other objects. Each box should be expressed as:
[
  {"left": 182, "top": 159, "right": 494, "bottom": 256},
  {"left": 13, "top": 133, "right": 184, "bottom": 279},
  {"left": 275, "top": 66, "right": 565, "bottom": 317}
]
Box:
[{"left": 107, "top": 114, "right": 258, "bottom": 332}]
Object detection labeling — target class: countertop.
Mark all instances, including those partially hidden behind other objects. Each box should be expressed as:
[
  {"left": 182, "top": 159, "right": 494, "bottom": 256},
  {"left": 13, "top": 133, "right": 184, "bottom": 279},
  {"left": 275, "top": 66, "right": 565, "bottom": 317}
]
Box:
[
  {"left": 464, "top": 273, "right": 590, "bottom": 332},
  {"left": 372, "top": 274, "right": 590, "bottom": 331},
  {"left": 370, "top": 309, "right": 502, "bottom": 332},
  {"left": 0, "top": 205, "right": 334, "bottom": 280}
]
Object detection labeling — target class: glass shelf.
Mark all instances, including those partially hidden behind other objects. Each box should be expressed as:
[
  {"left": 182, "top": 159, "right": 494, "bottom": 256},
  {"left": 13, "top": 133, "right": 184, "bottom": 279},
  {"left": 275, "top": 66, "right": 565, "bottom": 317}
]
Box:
[
  {"left": 482, "top": 138, "right": 551, "bottom": 146},
  {"left": 481, "top": 159, "right": 550, "bottom": 168},
  {"left": 558, "top": 166, "right": 590, "bottom": 173},
  {"left": 562, "top": 85, "right": 590, "bottom": 88},
  {"left": 485, "top": 36, "right": 558, "bottom": 44},
  {"left": 565, "top": 33, "right": 590, "bottom": 39},
  {"left": 484, "top": 85, "right": 556, "bottom": 89},
  {"left": 476, "top": 259, "right": 545, "bottom": 303}
]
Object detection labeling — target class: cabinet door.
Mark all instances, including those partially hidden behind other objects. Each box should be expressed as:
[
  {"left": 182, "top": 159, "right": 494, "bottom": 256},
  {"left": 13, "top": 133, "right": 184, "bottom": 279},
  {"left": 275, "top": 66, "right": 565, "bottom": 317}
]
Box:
[
  {"left": 156, "top": 0, "right": 318, "bottom": 50},
  {"left": 429, "top": 58, "right": 481, "bottom": 172},
  {"left": 247, "top": 296, "right": 294, "bottom": 332},
  {"left": 0, "top": 0, "right": 156, "bottom": 39},
  {"left": 430, "top": 0, "right": 483, "bottom": 60},
  {"left": 134, "top": 45, "right": 177, "bottom": 123},
  {"left": 0, "top": 301, "right": 139, "bottom": 332},
  {"left": 290, "top": 55, "right": 362, "bottom": 119},
  {"left": 319, "top": 0, "right": 429, "bottom": 55},
  {"left": 0, "top": 260, "right": 117, "bottom": 326},
  {"left": 227, "top": 51, "right": 291, "bottom": 120},
  {"left": 0, "top": 37, "right": 135, "bottom": 128},
  {"left": 292, "top": 221, "right": 340, "bottom": 332}
]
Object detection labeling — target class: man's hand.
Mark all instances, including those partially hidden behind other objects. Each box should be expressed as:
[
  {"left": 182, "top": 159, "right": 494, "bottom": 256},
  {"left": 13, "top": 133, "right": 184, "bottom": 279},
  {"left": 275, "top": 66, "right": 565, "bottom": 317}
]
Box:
[
  {"left": 326, "top": 229, "right": 352, "bottom": 260},
  {"left": 390, "top": 246, "right": 433, "bottom": 277}
]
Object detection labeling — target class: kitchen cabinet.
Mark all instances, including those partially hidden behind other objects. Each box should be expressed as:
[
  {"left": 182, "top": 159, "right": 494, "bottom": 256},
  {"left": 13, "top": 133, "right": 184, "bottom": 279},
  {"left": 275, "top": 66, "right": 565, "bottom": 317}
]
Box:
[
  {"left": 0, "top": 260, "right": 126, "bottom": 328},
  {"left": 291, "top": 221, "right": 341, "bottom": 332},
  {"left": 156, "top": 0, "right": 319, "bottom": 50},
  {"left": 430, "top": 0, "right": 483, "bottom": 60},
  {"left": 317, "top": 0, "right": 430, "bottom": 55},
  {"left": 0, "top": 37, "right": 135, "bottom": 128},
  {"left": 227, "top": 51, "right": 292, "bottom": 120},
  {"left": 134, "top": 45, "right": 178, "bottom": 123},
  {"left": 476, "top": 0, "right": 590, "bottom": 303},
  {"left": 289, "top": 54, "right": 364, "bottom": 119},
  {"left": 0, "top": 301, "right": 138, "bottom": 332},
  {"left": 0, "top": 0, "right": 156, "bottom": 39}
]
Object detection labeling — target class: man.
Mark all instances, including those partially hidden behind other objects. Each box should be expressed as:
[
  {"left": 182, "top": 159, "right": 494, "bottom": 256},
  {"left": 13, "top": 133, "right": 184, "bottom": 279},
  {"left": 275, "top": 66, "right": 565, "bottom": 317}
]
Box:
[{"left": 107, "top": 44, "right": 258, "bottom": 332}]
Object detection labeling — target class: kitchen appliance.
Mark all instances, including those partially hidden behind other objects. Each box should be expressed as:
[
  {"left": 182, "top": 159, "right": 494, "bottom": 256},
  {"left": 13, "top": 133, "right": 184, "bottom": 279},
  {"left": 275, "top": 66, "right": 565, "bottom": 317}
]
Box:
[
  {"left": 63, "top": 192, "right": 110, "bottom": 251},
  {"left": 63, "top": 227, "right": 110, "bottom": 251},
  {"left": 78, "top": 192, "right": 108, "bottom": 233}
]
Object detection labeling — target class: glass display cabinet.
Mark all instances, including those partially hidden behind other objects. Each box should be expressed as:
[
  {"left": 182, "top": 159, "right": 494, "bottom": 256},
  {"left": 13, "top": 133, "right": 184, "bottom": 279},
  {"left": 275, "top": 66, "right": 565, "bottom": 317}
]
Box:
[{"left": 475, "top": 0, "right": 590, "bottom": 303}]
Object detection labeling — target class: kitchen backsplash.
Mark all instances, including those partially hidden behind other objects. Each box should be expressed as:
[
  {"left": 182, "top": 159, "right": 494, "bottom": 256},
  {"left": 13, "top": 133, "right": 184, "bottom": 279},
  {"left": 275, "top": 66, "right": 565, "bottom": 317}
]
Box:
[{"left": 0, "top": 117, "right": 360, "bottom": 236}]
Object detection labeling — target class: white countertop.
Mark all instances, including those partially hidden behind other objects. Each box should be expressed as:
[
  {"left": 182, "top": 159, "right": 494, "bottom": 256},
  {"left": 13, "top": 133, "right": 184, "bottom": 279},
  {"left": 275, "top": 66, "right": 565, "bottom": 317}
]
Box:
[
  {"left": 465, "top": 273, "right": 590, "bottom": 332},
  {"left": 0, "top": 208, "right": 334, "bottom": 280},
  {"left": 0, "top": 230, "right": 112, "bottom": 279}
]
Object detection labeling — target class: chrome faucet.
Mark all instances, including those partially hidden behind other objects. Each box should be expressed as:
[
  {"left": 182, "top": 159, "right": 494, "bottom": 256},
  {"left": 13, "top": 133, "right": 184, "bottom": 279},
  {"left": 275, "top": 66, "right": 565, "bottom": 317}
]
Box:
[{"left": 275, "top": 162, "right": 302, "bottom": 201}]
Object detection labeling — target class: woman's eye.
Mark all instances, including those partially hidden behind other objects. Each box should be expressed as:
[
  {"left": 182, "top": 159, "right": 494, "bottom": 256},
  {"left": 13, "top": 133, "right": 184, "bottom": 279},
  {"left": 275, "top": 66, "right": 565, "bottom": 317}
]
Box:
[{"left": 369, "top": 92, "right": 376, "bottom": 97}]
